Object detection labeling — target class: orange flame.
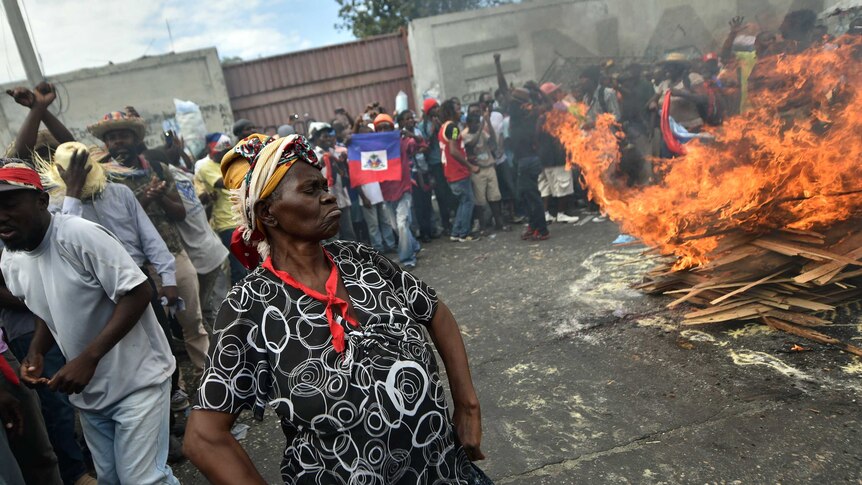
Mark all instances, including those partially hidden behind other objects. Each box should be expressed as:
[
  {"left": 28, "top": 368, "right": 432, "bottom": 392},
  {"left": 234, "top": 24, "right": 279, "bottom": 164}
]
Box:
[{"left": 546, "top": 38, "right": 862, "bottom": 270}]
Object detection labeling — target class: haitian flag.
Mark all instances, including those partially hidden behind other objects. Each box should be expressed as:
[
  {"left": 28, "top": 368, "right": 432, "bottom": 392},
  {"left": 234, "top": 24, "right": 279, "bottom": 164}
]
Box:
[{"left": 347, "top": 131, "right": 402, "bottom": 188}]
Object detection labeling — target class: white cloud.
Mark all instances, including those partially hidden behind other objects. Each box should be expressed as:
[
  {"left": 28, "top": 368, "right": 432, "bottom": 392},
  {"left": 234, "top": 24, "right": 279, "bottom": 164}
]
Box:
[{"left": 0, "top": 0, "right": 314, "bottom": 82}]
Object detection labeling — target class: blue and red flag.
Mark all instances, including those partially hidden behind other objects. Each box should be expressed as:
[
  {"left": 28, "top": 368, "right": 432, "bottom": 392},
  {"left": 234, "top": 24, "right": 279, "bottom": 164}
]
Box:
[{"left": 347, "top": 131, "right": 402, "bottom": 187}]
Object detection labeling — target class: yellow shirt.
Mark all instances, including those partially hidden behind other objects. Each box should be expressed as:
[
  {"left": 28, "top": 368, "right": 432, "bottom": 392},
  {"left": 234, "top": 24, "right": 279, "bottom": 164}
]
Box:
[
  {"left": 735, "top": 51, "right": 758, "bottom": 113},
  {"left": 195, "top": 158, "right": 237, "bottom": 232}
]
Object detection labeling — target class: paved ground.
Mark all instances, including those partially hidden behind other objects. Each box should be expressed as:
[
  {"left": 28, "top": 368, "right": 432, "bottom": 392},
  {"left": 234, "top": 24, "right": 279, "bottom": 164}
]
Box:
[{"left": 174, "top": 216, "right": 862, "bottom": 484}]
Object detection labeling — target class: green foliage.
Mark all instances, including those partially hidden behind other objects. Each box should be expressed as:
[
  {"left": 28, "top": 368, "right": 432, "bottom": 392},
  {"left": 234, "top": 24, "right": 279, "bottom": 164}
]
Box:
[
  {"left": 335, "top": 0, "right": 515, "bottom": 38},
  {"left": 220, "top": 56, "right": 244, "bottom": 66}
]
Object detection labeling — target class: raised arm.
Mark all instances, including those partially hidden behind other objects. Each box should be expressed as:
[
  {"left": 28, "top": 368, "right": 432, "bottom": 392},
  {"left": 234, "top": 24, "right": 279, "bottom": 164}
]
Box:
[
  {"left": 494, "top": 53, "right": 509, "bottom": 99},
  {"left": 37, "top": 83, "right": 74, "bottom": 144},
  {"left": 427, "top": 300, "right": 484, "bottom": 461},
  {"left": 6, "top": 87, "right": 43, "bottom": 160},
  {"left": 721, "top": 16, "right": 745, "bottom": 63}
]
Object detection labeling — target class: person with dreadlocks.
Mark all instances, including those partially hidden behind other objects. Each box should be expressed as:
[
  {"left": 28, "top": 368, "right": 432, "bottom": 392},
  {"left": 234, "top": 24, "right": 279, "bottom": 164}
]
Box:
[{"left": 184, "top": 134, "right": 486, "bottom": 484}]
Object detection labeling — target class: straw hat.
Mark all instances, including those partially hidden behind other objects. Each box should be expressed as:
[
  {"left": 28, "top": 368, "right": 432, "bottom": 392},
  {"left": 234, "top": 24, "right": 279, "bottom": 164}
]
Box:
[{"left": 87, "top": 111, "right": 146, "bottom": 141}]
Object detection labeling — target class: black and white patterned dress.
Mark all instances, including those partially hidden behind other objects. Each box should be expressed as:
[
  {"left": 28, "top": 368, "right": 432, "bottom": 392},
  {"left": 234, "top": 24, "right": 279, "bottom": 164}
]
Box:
[{"left": 197, "top": 240, "right": 473, "bottom": 484}]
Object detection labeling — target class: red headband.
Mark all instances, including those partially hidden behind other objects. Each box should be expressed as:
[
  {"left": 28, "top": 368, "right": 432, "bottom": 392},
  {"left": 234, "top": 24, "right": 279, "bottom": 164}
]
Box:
[{"left": 0, "top": 166, "right": 43, "bottom": 191}]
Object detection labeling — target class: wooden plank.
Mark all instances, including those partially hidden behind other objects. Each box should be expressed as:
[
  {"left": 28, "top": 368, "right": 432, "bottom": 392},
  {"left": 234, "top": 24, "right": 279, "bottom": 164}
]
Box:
[
  {"left": 764, "top": 309, "right": 831, "bottom": 326},
  {"left": 710, "top": 269, "right": 790, "bottom": 305},
  {"left": 684, "top": 299, "right": 758, "bottom": 318},
  {"left": 752, "top": 238, "right": 862, "bottom": 267},
  {"left": 762, "top": 317, "right": 862, "bottom": 357},
  {"left": 774, "top": 232, "right": 826, "bottom": 246},
  {"left": 778, "top": 228, "right": 826, "bottom": 239},
  {"left": 828, "top": 267, "right": 862, "bottom": 283},
  {"left": 663, "top": 278, "right": 795, "bottom": 294},
  {"left": 697, "top": 246, "right": 766, "bottom": 271},
  {"left": 667, "top": 288, "right": 705, "bottom": 308},
  {"left": 684, "top": 303, "right": 773, "bottom": 325},
  {"left": 782, "top": 297, "right": 835, "bottom": 312},
  {"left": 813, "top": 266, "right": 845, "bottom": 285},
  {"left": 794, "top": 246, "right": 862, "bottom": 284}
]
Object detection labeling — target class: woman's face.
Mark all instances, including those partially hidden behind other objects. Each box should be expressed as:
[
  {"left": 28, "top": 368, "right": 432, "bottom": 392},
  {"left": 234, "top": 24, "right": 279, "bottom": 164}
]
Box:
[{"left": 257, "top": 162, "right": 340, "bottom": 242}]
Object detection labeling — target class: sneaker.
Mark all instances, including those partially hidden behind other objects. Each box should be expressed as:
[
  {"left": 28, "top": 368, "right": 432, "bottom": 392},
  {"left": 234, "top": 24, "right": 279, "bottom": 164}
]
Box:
[
  {"left": 521, "top": 226, "right": 535, "bottom": 240},
  {"left": 512, "top": 215, "right": 527, "bottom": 224},
  {"left": 532, "top": 231, "right": 551, "bottom": 241},
  {"left": 555, "top": 213, "right": 580, "bottom": 224},
  {"left": 171, "top": 389, "right": 190, "bottom": 412},
  {"left": 544, "top": 211, "right": 556, "bottom": 223},
  {"left": 592, "top": 215, "right": 607, "bottom": 222},
  {"left": 450, "top": 235, "right": 481, "bottom": 242}
]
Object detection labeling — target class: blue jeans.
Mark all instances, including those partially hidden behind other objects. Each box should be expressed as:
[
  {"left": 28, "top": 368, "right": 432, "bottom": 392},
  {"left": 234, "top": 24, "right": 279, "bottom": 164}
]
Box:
[
  {"left": 218, "top": 228, "right": 249, "bottom": 285},
  {"left": 361, "top": 203, "right": 396, "bottom": 253},
  {"left": 9, "top": 334, "right": 87, "bottom": 485},
  {"left": 387, "top": 193, "right": 420, "bottom": 265},
  {"left": 448, "top": 177, "right": 475, "bottom": 238},
  {"left": 79, "top": 379, "right": 178, "bottom": 485}
]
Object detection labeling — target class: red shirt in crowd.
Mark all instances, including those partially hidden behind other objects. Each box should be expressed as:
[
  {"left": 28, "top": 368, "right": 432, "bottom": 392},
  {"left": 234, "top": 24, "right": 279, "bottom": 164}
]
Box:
[
  {"left": 381, "top": 137, "right": 417, "bottom": 202},
  {"left": 438, "top": 121, "right": 470, "bottom": 183}
]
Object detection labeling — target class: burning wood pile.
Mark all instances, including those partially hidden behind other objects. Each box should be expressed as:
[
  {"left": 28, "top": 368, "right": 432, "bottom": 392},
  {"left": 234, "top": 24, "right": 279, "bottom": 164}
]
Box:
[
  {"left": 545, "top": 37, "right": 862, "bottom": 354},
  {"left": 635, "top": 225, "right": 862, "bottom": 356}
]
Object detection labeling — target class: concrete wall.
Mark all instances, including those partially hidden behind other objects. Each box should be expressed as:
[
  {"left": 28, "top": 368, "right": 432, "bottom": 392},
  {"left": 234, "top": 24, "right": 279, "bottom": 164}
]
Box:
[
  {"left": 0, "top": 48, "right": 234, "bottom": 152},
  {"left": 408, "top": 0, "right": 843, "bottom": 105}
]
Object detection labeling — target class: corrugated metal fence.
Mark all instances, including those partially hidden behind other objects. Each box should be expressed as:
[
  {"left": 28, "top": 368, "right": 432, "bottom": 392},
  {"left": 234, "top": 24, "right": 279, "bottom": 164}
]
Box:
[{"left": 223, "top": 32, "right": 414, "bottom": 132}]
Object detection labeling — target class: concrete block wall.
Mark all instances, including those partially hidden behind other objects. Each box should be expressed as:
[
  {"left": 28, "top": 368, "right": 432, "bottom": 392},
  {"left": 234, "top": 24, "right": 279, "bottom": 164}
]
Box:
[
  {"left": 408, "top": 0, "right": 842, "bottom": 106},
  {"left": 0, "top": 48, "right": 234, "bottom": 153}
]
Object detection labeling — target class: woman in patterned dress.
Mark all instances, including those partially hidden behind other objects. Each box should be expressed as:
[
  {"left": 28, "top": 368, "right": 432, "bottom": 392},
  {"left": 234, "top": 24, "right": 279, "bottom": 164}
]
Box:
[{"left": 183, "top": 134, "right": 485, "bottom": 484}]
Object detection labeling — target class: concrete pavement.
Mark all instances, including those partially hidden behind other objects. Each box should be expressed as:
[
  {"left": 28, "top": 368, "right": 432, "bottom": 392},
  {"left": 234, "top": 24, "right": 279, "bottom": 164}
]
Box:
[{"left": 175, "top": 217, "right": 862, "bottom": 484}]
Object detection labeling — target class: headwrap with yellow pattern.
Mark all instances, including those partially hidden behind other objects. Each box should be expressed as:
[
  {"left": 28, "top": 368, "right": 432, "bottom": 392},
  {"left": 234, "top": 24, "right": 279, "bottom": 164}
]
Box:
[{"left": 227, "top": 134, "right": 320, "bottom": 268}]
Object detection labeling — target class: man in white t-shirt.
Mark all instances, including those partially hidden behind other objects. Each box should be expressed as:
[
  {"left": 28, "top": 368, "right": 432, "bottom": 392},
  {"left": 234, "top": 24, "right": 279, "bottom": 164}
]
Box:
[{"left": 0, "top": 163, "right": 178, "bottom": 485}]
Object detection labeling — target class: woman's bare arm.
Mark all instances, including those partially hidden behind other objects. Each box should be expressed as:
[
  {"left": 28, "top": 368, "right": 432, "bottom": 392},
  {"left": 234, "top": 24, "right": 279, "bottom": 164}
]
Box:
[{"left": 183, "top": 409, "right": 267, "bottom": 484}]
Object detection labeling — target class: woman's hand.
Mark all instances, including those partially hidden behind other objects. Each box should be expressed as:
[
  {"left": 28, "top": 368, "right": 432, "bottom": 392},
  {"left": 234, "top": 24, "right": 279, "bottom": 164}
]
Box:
[{"left": 453, "top": 401, "right": 485, "bottom": 461}]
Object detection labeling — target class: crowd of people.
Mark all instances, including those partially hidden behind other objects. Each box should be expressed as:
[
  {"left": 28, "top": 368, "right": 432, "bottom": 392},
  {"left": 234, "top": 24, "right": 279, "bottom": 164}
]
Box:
[{"left": 0, "top": 7, "right": 856, "bottom": 484}]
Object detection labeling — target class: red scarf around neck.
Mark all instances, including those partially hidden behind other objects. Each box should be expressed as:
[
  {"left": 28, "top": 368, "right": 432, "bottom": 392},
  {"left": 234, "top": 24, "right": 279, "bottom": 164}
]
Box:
[{"left": 262, "top": 251, "right": 359, "bottom": 353}]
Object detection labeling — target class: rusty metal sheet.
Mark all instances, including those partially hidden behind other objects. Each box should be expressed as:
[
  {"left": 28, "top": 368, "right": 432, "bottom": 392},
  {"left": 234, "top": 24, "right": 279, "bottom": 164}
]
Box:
[{"left": 225, "top": 33, "right": 414, "bottom": 131}]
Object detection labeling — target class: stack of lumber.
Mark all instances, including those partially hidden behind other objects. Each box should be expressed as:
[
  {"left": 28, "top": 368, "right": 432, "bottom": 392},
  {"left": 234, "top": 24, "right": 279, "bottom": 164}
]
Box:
[{"left": 638, "top": 223, "right": 862, "bottom": 356}]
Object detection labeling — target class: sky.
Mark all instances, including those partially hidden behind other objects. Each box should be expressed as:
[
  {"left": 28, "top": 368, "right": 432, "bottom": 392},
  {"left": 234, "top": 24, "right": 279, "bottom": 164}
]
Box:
[{"left": 0, "top": 0, "right": 356, "bottom": 83}]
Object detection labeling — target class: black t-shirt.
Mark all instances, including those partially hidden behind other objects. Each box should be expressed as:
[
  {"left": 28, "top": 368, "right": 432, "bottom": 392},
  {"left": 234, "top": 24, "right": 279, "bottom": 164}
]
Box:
[
  {"left": 508, "top": 102, "right": 540, "bottom": 160},
  {"left": 620, "top": 79, "right": 654, "bottom": 129},
  {"left": 537, "top": 127, "right": 567, "bottom": 167}
]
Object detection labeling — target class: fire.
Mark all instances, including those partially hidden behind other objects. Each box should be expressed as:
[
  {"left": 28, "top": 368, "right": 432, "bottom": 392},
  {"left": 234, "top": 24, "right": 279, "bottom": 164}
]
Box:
[{"left": 546, "top": 37, "right": 862, "bottom": 270}]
